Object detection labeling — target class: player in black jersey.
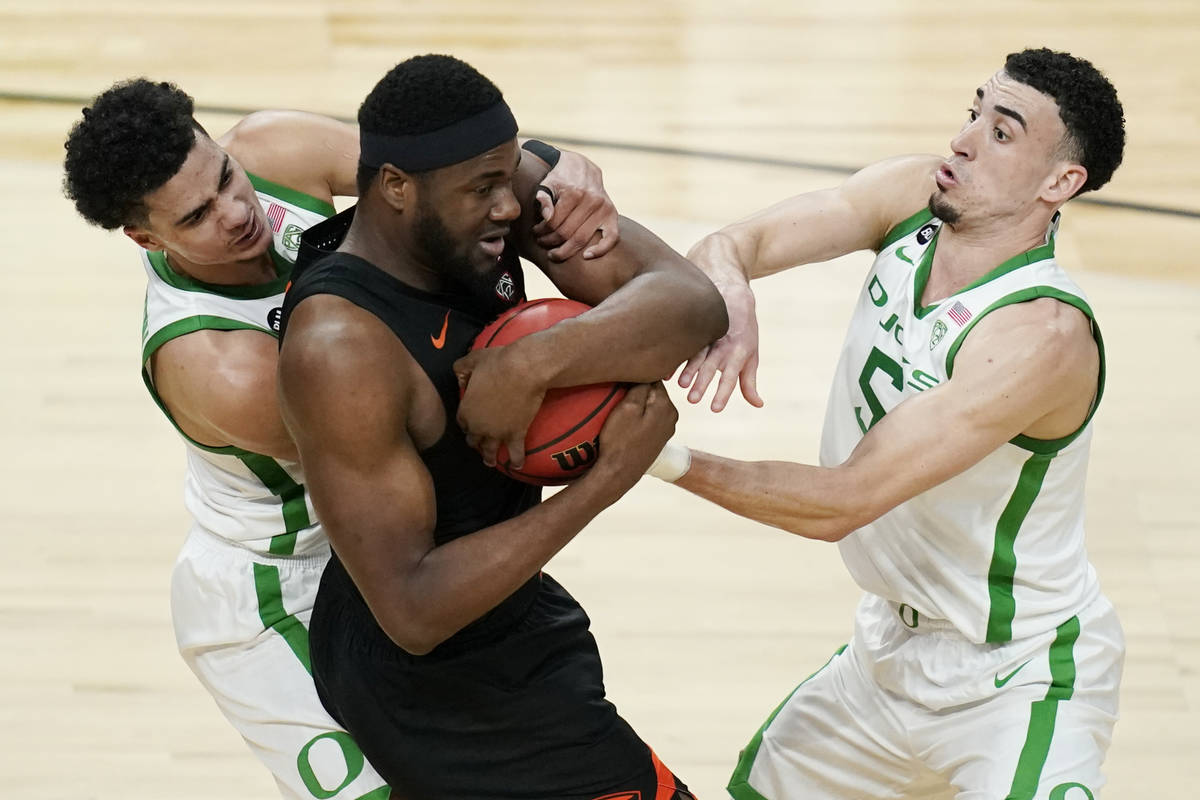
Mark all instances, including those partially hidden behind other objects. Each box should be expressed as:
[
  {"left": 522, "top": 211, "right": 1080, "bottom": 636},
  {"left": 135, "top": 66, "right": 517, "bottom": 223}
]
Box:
[{"left": 277, "top": 54, "right": 726, "bottom": 800}]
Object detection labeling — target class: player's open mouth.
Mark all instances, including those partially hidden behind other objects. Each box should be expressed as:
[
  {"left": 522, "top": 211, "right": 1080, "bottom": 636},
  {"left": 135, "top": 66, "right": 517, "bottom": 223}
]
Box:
[
  {"left": 935, "top": 163, "right": 957, "bottom": 189},
  {"left": 234, "top": 214, "right": 261, "bottom": 248},
  {"left": 479, "top": 231, "right": 507, "bottom": 258}
]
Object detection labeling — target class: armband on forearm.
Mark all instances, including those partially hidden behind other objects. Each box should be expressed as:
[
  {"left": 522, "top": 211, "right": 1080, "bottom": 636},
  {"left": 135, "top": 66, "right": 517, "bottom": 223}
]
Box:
[
  {"left": 521, "top": 139, "right": 561, "bottom": 168},
  {"left": 647, "top": 440, "right": 692, "bottom": 483}
]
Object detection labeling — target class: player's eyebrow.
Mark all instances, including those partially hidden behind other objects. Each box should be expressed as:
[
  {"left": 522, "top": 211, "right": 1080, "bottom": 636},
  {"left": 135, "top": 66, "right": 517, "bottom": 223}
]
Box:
[
  {"left": 470, "top": 151, "right": 522, "bottom": 184},
  {"left": 175, "top": 153, "right": 230, "bottom": 226},
  {"left": 977, "top": 87, "right": 1027, "bottom": 131}
]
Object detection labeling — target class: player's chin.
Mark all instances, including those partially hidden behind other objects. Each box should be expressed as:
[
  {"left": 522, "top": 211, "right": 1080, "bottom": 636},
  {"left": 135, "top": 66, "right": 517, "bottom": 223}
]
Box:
[{"left": 469, "top": 249, "right": 501, "bottom": 273}]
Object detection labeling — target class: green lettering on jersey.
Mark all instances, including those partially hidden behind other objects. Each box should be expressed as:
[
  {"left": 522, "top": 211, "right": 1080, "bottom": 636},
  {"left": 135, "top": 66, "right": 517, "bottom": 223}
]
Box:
[
  {"left": 879, "top": 313, "right": 904, "bottom": 346},
  {"left": 907, "top": 370, "right": 940, "bottom": 392},
  {"left": 868, "top": 275, "right": 888, "bottom": 307},
  {"left": 854, "top": 347, "right": 904, "bottom": 433}
]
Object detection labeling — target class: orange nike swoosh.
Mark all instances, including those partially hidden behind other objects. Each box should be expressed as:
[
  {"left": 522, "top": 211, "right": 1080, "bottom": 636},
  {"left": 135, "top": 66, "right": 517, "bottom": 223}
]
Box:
[{"left": 431, "top": 310, "right": 450, "bottom": 349}]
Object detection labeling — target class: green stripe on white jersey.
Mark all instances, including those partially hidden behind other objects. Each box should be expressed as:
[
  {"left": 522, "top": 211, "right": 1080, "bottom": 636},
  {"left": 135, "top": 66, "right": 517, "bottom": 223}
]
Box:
[
  {"left": 140, "top": 173, "right": 332, "bottom": 556},
  {"left": 822, "top": 208, "right": 1104, "bottom": 643}
]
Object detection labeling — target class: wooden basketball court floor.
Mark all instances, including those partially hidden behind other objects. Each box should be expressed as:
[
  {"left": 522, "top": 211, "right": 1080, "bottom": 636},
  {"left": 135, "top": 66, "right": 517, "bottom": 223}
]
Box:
[{"left": 2, "top": 2, "right": 1197, "bottom": 797}]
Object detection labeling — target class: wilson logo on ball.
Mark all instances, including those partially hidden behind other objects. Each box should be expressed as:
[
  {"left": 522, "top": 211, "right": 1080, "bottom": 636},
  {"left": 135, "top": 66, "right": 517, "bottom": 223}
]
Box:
[{"left": 550, "top": 437, "right": 599, "bottom": 471}]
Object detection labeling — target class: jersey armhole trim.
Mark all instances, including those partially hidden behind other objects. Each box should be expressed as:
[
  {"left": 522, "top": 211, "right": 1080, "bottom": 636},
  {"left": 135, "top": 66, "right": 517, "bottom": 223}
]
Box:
[
  {"left": 944, "top": 287, "right": 1104, "bottom": 454},
  {"left": 878, "top": 207, "right": 934, "bottom": 251},
  {"left": 143, "top": 314, "right": 273, "bottom": 362},
  {"left": 141, "top": 315, "right": 270, "bottom": 455},
  {"left": 247, "top": 171, "right": 336, "bottom": 217}
]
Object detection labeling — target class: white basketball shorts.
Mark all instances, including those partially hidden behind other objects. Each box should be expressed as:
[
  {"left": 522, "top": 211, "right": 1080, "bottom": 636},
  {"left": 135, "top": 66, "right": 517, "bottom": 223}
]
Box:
[
  {"left": 727, "top": 592, "right": 1123, "bottom": 800},
  {"left": 171, "top": 524, "right": 389, "bottom": 799}
]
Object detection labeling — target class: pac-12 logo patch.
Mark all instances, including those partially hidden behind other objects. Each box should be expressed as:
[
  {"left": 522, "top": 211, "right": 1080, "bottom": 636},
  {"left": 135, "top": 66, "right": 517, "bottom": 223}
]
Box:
[
  {"left": 916, "top": 223, "right": 938, "bottom": 245},
  {"left": 268, "top": 307, "right": 284, "bottom": 332},
  {"left": 929, "top": 319, "right": 947, "bottom": 350},
  {"left": 282, "top": 223, "right": 304, "bottom": 252},
  {"left": 494, "top": 271, "right": 516, "bottom": 302}
]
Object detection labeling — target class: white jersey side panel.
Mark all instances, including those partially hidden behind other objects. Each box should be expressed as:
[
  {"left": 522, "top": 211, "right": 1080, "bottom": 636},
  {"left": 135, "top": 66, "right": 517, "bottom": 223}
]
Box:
[
  {"left": 141, "top": 175, "right": 333, "bottom": 556},
  {"left": 821, "top": 209, "right": 1104, "bottom": 643}
]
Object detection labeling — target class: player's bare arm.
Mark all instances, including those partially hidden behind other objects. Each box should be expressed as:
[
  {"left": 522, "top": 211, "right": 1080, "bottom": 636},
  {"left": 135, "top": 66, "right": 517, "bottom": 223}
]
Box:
[
  {"left": 150, "top": 329, "right": 298, "bottom": 461},
  {"left": 680, "top": 154, "right": 941, "bottom": 411},
  {"left": 279, "top": 296, "right": 675, "bottom": 655},
  {"left": 674, "top": 297, "right": 1099, "bottom": 541},
  {"left": 454, "top": 151, "right": 728, "bottom": 468},
  {"left": 692, "top": 155, "right": 940, "bottom": 284},
  {"left": 220, "top": 110, "right": 360, "bottom": 203}
]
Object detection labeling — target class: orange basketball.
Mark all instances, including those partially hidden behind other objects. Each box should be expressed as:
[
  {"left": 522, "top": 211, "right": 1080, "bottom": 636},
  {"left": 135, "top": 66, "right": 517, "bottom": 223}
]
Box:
[{"left": 470, "top": 298, "right": 627, "bottom": 486}]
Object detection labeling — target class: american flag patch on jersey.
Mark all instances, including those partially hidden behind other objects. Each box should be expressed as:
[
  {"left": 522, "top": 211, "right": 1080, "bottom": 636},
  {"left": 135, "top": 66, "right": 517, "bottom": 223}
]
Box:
[
  {"left": 266, "top": 202, "right": 286, "bottom": 233},
  {"left": 947, "top": 301, "right": 972, "bottom": 327}
]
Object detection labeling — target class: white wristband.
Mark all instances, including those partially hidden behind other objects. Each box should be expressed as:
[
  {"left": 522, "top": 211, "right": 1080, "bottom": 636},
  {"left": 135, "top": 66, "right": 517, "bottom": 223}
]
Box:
[{"left": 646, "top": 440, "right": 692, "bottom": 483}]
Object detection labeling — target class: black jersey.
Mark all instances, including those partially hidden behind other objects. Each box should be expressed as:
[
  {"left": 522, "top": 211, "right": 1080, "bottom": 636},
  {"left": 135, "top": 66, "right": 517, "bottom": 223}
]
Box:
[
  {"left": 282, "top": 208, "right": 539, "bottom": 549},
  {"left": 279, "top": 208, "right": 693, "bottom": 800},
  {"left": 281, "top": 206, "right": 545, "bottom": 648}
]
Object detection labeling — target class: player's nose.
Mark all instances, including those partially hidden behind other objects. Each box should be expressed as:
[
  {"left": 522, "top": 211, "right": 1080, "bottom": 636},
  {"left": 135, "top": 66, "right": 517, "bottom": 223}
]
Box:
[
  {"left": 492, "top": 186, "right": 521, "bottom": 222},
  {"left": 950, "top": 122, "right": 976, "bottom": 160}
]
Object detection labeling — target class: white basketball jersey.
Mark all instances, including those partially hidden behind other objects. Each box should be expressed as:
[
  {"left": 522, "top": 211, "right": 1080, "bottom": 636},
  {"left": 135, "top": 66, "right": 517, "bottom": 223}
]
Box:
[
  {"left": 822, "top": 208, "right": 1105, "bottom": 644},
  {"left": 141, "top": 173, "right": 334, "bottom": 556}
]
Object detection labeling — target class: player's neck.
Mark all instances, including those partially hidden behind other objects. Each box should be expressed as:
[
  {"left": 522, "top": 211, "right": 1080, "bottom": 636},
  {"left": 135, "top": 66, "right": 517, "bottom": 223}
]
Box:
[
  {"left": 164, "top": 249, "right": 277, "bottom": 287},
  {"left": 340, "top": 205, "right": 445, "bottom": 294},
  {"left": 922, "top": 214, "right": 1053, "bottom": 305}
]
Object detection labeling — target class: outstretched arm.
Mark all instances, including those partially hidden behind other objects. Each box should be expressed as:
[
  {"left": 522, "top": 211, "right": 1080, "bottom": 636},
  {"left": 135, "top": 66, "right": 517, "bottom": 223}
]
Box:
[
  {"left": 668, "top": 298, "right": 1099, "bottom": 541},
  {"left": 680, "top": 154, "right": 940, "bottom": 411}
]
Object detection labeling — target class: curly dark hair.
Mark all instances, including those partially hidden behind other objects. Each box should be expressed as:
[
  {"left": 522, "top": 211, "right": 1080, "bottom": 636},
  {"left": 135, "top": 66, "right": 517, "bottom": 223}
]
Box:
[
  {"left": 1004, "top": 48, "right": 1125, "bottom": 195},
  {"left": 355, "top": 54, "right": 504, "bottom": 194},
  {"left": 63, "top": 78, "right": 205, "bottom": 229}
]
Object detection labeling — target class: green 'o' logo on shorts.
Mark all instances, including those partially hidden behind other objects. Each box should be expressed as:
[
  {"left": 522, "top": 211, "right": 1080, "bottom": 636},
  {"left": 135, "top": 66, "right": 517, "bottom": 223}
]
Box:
[
  {"left": 1050, "top": 782, "right": 1095, "bottom": 800},
  {"left": 297, "top": 731, "right": 365, "bottom": 798}
]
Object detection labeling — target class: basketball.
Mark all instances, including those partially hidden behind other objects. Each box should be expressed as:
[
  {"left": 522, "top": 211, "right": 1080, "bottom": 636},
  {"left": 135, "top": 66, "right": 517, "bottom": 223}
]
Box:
[{"left": 470, "top": 298, "right": 627, "bottom": 486}]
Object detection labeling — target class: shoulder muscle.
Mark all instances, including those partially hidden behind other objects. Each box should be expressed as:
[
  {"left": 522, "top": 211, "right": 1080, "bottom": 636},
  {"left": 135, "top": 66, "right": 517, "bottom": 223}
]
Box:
[{"left": 952, "top": 298, "right": 1099, "bottom": 438}]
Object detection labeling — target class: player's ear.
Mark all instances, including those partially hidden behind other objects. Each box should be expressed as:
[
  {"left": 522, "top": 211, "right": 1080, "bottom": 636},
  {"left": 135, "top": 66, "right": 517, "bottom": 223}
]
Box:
[
  {"left": 124, "top": 225, "right": 164, "bottom": 251},
  {"left": 378, "top": 164, "right": 413, "bottom": 213},
  {"left": 1043, "top": 162, "right": 1087, "bottom": 204}
]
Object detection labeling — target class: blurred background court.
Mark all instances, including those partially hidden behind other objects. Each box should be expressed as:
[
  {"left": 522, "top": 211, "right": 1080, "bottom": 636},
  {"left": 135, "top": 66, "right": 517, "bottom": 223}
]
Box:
[{"left": 2, "top": 1, "right": 1197, "bottom": 797}]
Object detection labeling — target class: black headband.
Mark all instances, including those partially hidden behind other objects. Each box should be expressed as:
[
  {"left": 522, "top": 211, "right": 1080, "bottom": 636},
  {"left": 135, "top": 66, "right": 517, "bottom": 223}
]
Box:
[{"left": 359, "top": 100, "right": 519, "bottom": 172}]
